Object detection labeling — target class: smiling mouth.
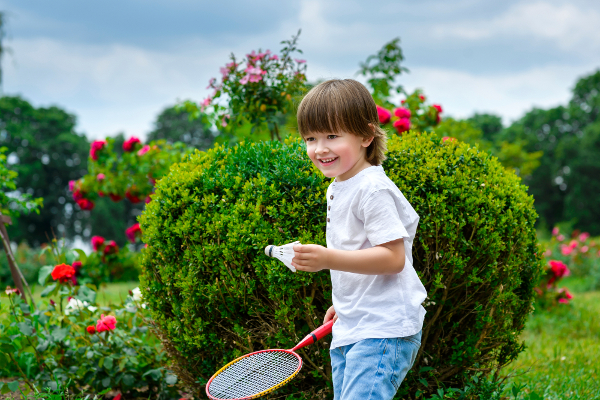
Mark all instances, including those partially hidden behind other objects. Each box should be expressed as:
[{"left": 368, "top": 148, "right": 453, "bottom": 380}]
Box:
[{"left": 319, "top": 157, "right": 338, "bottom": 165}]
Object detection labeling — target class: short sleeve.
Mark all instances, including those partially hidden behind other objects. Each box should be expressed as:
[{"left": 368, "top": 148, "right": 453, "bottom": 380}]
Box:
[{"left": 361, "top": 189, "right": 410, "bottom": 246}]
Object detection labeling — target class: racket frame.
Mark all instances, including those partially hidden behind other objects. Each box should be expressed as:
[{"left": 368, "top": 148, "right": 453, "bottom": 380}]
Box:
[{"left": 205, "top": 349, "right": 303, "bottom": 400}]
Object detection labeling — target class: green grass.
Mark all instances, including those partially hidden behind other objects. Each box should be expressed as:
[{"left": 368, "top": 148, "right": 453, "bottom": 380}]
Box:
[
  {"left": 504, "top": 276, "right": 600, "bottom": 399},
  {"left": 1, "top": 281, "right": 140, "bottom": 310}
]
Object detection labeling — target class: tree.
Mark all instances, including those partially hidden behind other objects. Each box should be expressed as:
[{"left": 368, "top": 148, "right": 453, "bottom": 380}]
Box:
[
  {"left": 468, "top": 113, "right": 503, "bottom": 142},
  {"left": 147, "top": 105, "right": 215, "bottom": 150},
  {"left": 500, "top": 69, "right": 600, "bottom": 234},
  {"left": 0, "top": 96, "right": 90, "bottom": 246}
]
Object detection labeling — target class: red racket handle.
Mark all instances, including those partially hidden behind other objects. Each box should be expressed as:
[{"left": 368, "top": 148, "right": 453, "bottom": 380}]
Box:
[{"left": 291, "top": 319, "right": 334, "bottom": 352}]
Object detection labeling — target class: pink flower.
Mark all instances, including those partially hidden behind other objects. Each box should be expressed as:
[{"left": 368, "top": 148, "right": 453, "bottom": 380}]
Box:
[
  {"left": 91, "top": 236, "right": 105, "bottom": 251},
  {"left": 5, "top": 287, "right": 21, "bottom": 296},
  {"left": 123, "top": 137, "right": 141, "bottom": 152},
  {"left": 295, "top": 59, "right": 306, "bottom": 64},
  {"left": 96, "top": 314, "right": 117, "bottom": 333},
  {"left": 76, "top": 198, "right": 95, "bottom": 211},
  {"left": 72, "top": 261, "right": 82, "bottom": 274},
  {"left": 561, "top": 245, "right": 574, "bottom": 256},
  {"left": 549, "top": 260, "right": 570, "bottom": 278},
  {"left": 581, "top": 245, "right": 589, "bottom": 253},
  {"left": 68, "top": 180, "right": 76, "bottom": 192},
  {"left": 200, "top": 97, "right": 211, "bottom": 112},
  {"left": 376, "top": 106, "right": 391, "bottom": 124},
  {"left": 432, "top": 104, "right": 443, "bottom": 114},
  {"left": 393, "top": 118, "right": 410, "bottom": 135},
  {"left": 552, "top": 227, "right": 559, "bottom": 236},
  {"left": 89, "top": 140, "right": 106, "bottom": 161},
  {"left": 96, "top": 173, "right": 105, "bottom": 181},
  {"left": 543, "top": 249, "right": 552, "bottom": 257},
  {"left": 579, "top": 232, "right": 590, "bottom": 242},
  {"left": 442, "top": 137, "right": 457, "bottom": 142},
  {"left": 270, "top": 54, "right": 279, "bottom": 60},
  {"left": 145, "top": 195, "right": 152, "bottom": 204},
  {"left": 206, "top": 77, "right": 217, "bottom": 89},
  {"left": 419, "top": 94, "right": 426, "bottom": 101},
  {"left": 557, "top": 288, "right": 573, "bottom": 304},
  {"left": 394, "top": 107, "right": 411, "bottom": 119},
  {"left": 125, "top": 223, "right": 142, "bottom": 243},
  {"left": 557, "top": 234, "right": 565, "bottom": 242},
  {"left": 104, "top": 241, "right": 119, "bottom": 255},
  {"left": 137, "top": 145, "right": 150, "bottom": 156}
]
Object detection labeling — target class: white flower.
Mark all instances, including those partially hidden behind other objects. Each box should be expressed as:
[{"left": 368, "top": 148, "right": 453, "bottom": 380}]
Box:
[
  {"left": 64, "top": 298, "right": 98, "bottom": 315},
  {"left": 132, "top": 287, "right": 143, "bottom": 302}
]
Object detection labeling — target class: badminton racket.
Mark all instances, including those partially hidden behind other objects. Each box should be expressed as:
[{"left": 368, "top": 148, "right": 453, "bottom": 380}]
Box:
[{"left": 206, "top": 319, "right": 334, "bottom": 400}]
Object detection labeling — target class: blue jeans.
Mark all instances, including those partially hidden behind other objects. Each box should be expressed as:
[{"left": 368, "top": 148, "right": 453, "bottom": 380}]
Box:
[{"left": 330, "top": 331, "right": 421, "bottom": 400}]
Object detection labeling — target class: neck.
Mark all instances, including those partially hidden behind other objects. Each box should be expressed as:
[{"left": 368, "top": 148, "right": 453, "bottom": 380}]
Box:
[{"left": 336, "top": 157, "right": 372, "bottom": 182}]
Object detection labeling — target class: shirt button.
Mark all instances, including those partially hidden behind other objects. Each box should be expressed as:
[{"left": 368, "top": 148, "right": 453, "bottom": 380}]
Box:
[
  {"left": 327, "top": 218, "right": 330, "bottom": 222},
  {"left": 330, "top": 195, "right": 334, "bottom": 200},
  {"left": 328, "top": 206, "right": 331, "bottom": 210}
]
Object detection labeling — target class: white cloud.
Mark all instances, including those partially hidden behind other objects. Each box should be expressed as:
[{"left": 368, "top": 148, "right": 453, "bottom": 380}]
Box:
[{"left": 433, "top": 1, "right": 600, "bottom": 54}]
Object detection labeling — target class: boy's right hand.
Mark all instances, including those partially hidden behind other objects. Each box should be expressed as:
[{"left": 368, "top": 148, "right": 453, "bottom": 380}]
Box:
[{"left": 323, "top": 305, "right": 338, "bottom": 324}]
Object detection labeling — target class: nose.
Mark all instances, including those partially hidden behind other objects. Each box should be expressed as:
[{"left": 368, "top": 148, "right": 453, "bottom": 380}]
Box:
[{"left": 315, "top": 139, "right": 329, "bottom": 155}]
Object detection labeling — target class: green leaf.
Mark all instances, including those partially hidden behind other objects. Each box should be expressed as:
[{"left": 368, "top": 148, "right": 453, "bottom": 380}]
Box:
[
  {"left": 51, "top": 327, "right": 69, "bottom": 342},
  {"left": 101, "top": 377, "right": 111, "bottom": 388},
  {"left": 122, "top": 374, "right": 134, "bottom": 386},
  {"left": 7, "top": 381, "right": 19, "bottom": 392},
  {"left": 38, "top": 265, "right": 54, "bottom": 286},
  {"left": 104, "top": 357, "right": 114, "bottom": 370},
  {"left": 419, "top": 366, "right": 434, "bottom": 373},
  {"left": 40, "top": 283, "right": 57, "bottom": 297},
  {"left": 73, "top": 248, "right": 87, "bottom": 265},
  {"left": 0, "top": 383, "right": 8, "bottom": 395},
  {"left": 76, "top": 285, "right": 96, "bottom": 304},
  {"left": 165, "top": 374, "right": 177, "bottom": 385},
  {"left": 17, "top": 321, "right": 33, "bottom": 336},
  {"left": 142, "top": 368, "right": 162, "bottom": 381}
]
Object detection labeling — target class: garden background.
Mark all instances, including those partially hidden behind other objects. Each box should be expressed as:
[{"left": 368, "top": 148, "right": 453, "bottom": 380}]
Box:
[{"left": 1, "top": 1, "right": 600, "bottom": 399}]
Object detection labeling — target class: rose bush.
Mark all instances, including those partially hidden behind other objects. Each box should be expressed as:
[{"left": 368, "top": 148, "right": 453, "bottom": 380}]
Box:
[
  {"left": 0, "top": 243, "right": 177, "bottom": 398},
  {"left": 180, "top": 31, "right": 307, "bottom": 142}
]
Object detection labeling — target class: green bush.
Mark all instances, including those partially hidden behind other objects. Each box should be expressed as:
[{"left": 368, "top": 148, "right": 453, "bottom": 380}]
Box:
[{"left": 139, "top": 132, "right": 543, "bottom": 398}]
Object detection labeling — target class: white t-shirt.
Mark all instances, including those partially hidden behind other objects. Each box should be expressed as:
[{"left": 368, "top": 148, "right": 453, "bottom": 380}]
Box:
[{"left": 327, "top": 165, "right": 427, "bottom": 349}]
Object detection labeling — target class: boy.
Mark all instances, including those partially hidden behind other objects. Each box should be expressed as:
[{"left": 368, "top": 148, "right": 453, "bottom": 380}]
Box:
[{"left": 291, "top": 79, "right": 427, "bottom": 400}]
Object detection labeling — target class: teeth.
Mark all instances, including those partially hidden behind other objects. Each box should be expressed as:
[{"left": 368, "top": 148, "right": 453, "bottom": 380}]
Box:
[{"left": 321, "top": 158, "right": 336, "bottom": 163}]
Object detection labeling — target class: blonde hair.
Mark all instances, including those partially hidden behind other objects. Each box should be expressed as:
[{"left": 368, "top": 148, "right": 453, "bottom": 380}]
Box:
[{"left": 297, "top": 79, "right": 387, "bottom": 165}]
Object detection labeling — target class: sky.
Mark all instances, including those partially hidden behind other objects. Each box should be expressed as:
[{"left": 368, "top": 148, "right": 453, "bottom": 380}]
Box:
[{"left": 1, "top": 0, "right": 599, "bottom": 141}]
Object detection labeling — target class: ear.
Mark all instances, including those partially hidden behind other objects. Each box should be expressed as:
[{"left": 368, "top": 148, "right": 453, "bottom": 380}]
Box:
[{"left": 362, "top": 127, "right": 375, "bottom": 147}]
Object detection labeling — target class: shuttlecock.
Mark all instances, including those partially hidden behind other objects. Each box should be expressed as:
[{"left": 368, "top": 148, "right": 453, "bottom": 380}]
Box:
[{"left": 265, "top": 241, "right": 301, "bottom": 272}]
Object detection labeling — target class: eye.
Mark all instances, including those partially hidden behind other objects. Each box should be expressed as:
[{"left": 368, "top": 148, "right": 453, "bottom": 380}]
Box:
[
  {"left": 305, "top": 137, "right": 315, "bottom": 142},
  {"left": 327, "top": 135, "right": 337, "bottom": 140}
]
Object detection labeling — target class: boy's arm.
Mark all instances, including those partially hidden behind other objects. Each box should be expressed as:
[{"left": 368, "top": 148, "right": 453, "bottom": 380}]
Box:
[{"left": 292, "top": 239, "right": 405, "bottom": 275}]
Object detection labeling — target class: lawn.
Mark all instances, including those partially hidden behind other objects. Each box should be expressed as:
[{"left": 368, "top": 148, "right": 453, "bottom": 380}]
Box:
[{"left": 504, "top": 277, "right": 600, "bottom": 399}]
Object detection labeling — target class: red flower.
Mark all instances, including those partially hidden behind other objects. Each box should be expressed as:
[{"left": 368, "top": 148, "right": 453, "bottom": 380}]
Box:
[
  {"left": 125, "top": 188, "right": 143, "bottom": 203},
  {"left": 91, "top": 236, "right": 105, "bottom": 251},
  {"left": 549, "top": 260, "right": 570, "bottom": 278},
  {"left": 72, "top": 189, "right": 85, "bottom": 201},
  {"left": 376, "top": 105, "right": 391, "bottom": 124},
  {"left": 96, "top": 314, "right": 117, "bottom": 333},
  {"left": 557, "top": 288, "right": 573, "bottom": 304},
  {"left": 393, "top": 118, "right": 410, "bottom": 134},
  {"left": 109, "top": 193, "right": 123, "bottom": 202},
  {"left": 4, "top": 287, "right": 21, "bottom": 296},
  {"left": 72, "top": 261, "right": 82, "bottom": 272},
  {"left": 104, "top": 240, "right": 119, "bottom": 255},
  {"left": 442, "top": 136, "right": 457, "bottom": 142},
  {"left": 98, "top": 191, "right": 105, "bottom": 197},
  {"left": 87, "top": 325, "right": 96, "bottom": 335},
  {"left": 50, "top": 299, "right": 56, "bottom": 307},
  {"left": 393, "top": 107, "right": 411, "bottom": 119},
  {"left": 113, "top": 394, "right": 122, "bottom": 400},
  {"left": 125, "top": 223, "right": 142, "bottom": 243},
  {"left": 419, "top": 94, "right": 426, "bottom": 101},
  {"left": 51, "top": 263, "right": 76, "bottom": 283},
  {"left": 123, "top": 137, "right": 141, "bottom": 152},
  {"left": 90, "top": 140, "right": 107, "bottom": 161},
  {"left": 432, "top": 104, "right": 443, "bottom": 113},
  {"left": 145, "top": 195, "right": 152, "bottom": 204},
  {"left": 76, "top": 198, "right": 95, "bottom": 211}
]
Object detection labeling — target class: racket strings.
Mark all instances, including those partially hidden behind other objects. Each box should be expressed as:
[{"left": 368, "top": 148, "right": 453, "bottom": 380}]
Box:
[{"left": 208, "top": 351, "right": 301, "bottom": 399}]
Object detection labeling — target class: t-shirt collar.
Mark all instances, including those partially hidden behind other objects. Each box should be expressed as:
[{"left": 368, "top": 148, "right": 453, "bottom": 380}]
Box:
[{"left": 333, "top": 165, "right": 382, "bottom": 187}]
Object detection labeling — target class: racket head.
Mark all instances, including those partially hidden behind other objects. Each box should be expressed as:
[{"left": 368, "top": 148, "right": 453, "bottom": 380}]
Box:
[{"left": 206, "top": 349, "right": 302, "bottom": 400}]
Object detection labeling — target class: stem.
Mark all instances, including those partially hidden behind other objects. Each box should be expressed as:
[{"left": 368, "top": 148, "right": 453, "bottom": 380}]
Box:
[{"left": 8, "top": 353, "right": 36, "bottom": 391}]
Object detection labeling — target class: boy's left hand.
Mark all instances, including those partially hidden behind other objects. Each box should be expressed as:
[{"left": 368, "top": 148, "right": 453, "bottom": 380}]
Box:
[{"left": 292, "top": 244, "right": 329, "bottom": 272}]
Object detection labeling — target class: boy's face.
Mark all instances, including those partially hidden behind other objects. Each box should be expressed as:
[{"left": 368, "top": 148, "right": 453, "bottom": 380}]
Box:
[{"left": 304, "top": 131, "right": 374, "bottom": 181}]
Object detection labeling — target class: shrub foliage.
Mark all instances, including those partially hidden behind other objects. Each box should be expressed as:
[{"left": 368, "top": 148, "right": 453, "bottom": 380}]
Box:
[{"left": 139, "top": 133, "right": 543, "bottom": 398}]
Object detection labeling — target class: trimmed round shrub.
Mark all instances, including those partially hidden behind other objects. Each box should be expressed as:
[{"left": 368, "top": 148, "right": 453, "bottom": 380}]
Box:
[{"left": 139, "top": 133, "right": 543, "bottom": 399}]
